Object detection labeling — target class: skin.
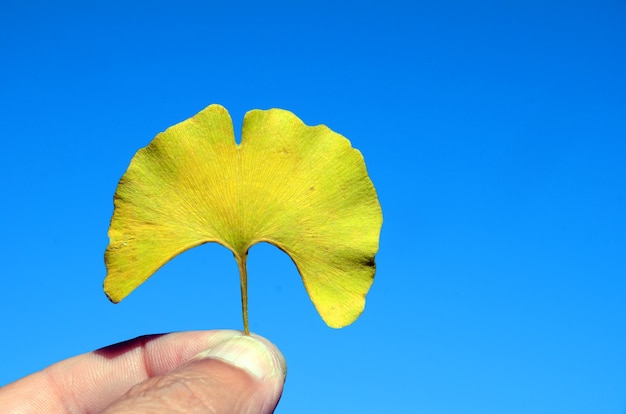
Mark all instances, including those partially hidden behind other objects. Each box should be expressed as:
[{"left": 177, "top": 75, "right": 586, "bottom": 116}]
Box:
[{"left": 0, "top": 330, "right": 287, "bottom": 414}]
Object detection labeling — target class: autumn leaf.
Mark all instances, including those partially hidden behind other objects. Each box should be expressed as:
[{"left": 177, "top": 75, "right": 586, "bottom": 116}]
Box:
[{"left": 104, "top": 104, "right": 382, "bottom": 333}]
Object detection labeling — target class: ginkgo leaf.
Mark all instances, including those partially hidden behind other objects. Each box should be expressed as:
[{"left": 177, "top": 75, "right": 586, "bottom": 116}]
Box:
[{"left": 104, "top": 104, "right": 382, "bottom": 332}]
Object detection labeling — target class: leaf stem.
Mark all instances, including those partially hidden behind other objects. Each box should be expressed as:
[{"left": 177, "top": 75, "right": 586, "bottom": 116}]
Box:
[{"left": 236, "top": 252, "right": 250, "bottom": 335}]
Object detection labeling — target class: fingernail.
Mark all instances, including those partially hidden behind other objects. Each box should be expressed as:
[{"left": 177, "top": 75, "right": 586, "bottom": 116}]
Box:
[{"left": 194, "top": 334, "right": 287, "bottom": 381}]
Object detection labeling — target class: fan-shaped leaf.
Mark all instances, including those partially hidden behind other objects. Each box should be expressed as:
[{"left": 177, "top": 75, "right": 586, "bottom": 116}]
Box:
[{"left": 104, "top": 104, "right": 382, "bottom": 332}]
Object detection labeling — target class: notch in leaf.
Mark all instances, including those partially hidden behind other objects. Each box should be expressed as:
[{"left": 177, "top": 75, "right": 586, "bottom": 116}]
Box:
[{"left": 104, "top": 104, "right": 382, "bottom": 333}]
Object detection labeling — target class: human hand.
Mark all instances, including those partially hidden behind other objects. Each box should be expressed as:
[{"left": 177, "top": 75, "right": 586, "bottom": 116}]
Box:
[{"left": 0, "top": 330, "right": 286, "bottom": 413}]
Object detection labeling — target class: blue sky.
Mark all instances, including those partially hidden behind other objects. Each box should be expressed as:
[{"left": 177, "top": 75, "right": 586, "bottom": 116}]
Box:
[{"left": 2, "top": 1, "right": 626, "bottom": 412}]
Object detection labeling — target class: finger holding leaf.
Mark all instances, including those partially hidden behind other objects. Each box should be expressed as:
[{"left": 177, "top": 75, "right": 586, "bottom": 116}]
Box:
[{"left": 104, "top": 104, "right": 382, "bottom": 333}]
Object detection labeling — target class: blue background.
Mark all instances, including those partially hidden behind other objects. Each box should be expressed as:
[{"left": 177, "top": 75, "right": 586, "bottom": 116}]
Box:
[{"left": 2, "top": 1, "right": 626, "bottom": 412}]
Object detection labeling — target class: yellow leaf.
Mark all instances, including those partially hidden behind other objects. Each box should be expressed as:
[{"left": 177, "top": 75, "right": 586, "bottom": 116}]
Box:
[{"left": 104, "top": 104, "right": 382, "bottom": 332}]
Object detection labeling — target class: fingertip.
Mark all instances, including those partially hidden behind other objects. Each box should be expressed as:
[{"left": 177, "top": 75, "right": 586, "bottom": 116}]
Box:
[
  {"left": 194, "top": 333, "right": 287, "bottom": 382},
  {"left": 191, "top": 332, "right": 287, "bottom": 413},
  {"left": 102, "top": 332, "right": 287, "bottom": 414}
]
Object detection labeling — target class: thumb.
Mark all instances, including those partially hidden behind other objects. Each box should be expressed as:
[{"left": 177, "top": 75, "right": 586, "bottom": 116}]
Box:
[{"left": 101, "top": 333, "right": 287, "bottom": 414}]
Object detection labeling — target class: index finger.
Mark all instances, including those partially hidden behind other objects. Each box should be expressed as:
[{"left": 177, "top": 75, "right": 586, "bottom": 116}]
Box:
[{"left": 0, "top": 330, "right": 247, "bottom": 413}]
